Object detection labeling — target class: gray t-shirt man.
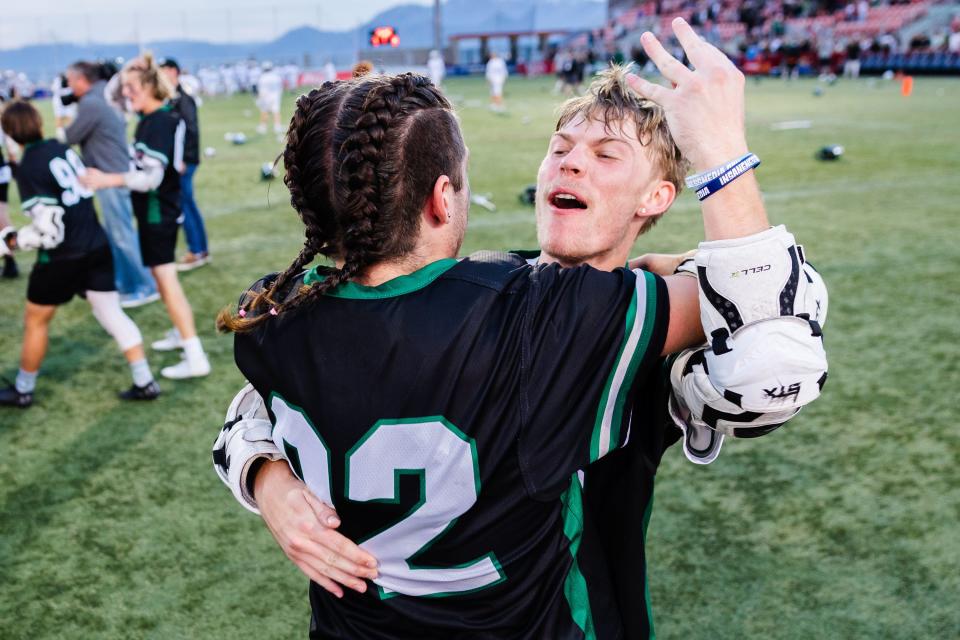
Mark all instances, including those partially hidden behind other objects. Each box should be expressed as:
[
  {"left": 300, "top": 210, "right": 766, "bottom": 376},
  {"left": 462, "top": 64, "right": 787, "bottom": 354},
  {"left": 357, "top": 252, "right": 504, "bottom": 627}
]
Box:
[
  {"left": 63, "top": 79, "right": 130, "bottom": 173},
  {"left": 62, "top": 68, "right": 156, "bottom": 301}
]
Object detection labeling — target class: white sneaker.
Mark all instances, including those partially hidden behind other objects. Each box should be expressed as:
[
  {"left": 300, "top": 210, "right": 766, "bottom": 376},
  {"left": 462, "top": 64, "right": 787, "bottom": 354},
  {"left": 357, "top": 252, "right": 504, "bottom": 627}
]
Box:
[
  {"left": 160, "top": 355, "right": 211, "bottom": 380},
  {"left": 256, "top": 124, "right": 267, "bottom": 134},
  {"left": 151, "top": 328, "right": 183, "bottom": 352},
  {"left": 120, "top": 292, "right": 161, "bottom": 309},
  {"left": 176, "top": 252, "right": 210, "bottom": 272}
]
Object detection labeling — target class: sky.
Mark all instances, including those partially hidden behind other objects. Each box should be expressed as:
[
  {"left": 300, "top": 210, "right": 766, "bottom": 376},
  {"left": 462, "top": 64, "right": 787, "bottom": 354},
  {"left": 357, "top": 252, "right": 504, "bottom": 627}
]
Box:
[{"left": 0, "top": 0, "right": 436, "bottom": 49}]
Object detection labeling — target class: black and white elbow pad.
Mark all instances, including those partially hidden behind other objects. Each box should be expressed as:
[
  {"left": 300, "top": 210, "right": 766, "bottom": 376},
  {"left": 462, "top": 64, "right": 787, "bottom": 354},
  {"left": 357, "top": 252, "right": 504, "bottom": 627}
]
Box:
[{"left": 684, "top": 225, "right": 829, "bottom": 433}]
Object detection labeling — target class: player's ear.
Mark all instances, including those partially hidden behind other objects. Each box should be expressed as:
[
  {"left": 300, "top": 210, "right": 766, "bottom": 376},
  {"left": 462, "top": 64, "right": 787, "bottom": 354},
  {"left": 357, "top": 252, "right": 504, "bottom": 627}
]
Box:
[
  {"left": 424, "top": 174, "right": 453, "bottom": 227},
  {"left": 637, "top": 179, "right": 676, "bottom": 219}
]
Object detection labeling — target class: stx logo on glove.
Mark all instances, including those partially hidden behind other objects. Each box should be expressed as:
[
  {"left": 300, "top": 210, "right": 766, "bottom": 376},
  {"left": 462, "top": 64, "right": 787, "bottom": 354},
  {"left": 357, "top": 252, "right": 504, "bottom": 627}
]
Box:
[
  {"left": 763, "top": 383, "right": 801, "bottom": 401},
  {"left": 730, "top": 264, "right": 771, "bottom": 278}
]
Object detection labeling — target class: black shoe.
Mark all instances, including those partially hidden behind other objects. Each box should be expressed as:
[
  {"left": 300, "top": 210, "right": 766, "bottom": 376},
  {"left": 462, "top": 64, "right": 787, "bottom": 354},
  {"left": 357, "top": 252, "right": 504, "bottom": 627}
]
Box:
[
  {"left": 0, "top": 383, "right": 33, "bottom": 408},
  {"left": 2, "top": 256, "right": 18, "bottom": 279},
  {"left": 118, "top": 380, "right": 161, "bottom": 401}
]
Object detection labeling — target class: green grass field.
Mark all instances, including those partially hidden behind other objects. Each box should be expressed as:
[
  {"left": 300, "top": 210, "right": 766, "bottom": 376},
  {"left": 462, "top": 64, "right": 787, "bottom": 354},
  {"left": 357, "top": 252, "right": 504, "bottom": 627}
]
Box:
[{"left": 1, "top": 75, "right": 958, "bottom": 639}]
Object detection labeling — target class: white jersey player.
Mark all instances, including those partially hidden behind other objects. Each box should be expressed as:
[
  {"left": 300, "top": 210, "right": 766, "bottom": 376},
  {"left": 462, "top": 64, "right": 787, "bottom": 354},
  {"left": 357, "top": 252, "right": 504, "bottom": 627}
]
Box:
[
  {"left": 427, "top": 50, "right": 445, "bottom": 88},
  {"left": 323, "top": 61, "right": 337, "bottom": 83},
  {"left": 51, "top": 76, "right": 77, "bottom": 137},
  {"left": 255, "top": 62, "right": 284, "bottom": 134},
  {"left": 485, "top": 52, "right": 508, "bottom": 111}
]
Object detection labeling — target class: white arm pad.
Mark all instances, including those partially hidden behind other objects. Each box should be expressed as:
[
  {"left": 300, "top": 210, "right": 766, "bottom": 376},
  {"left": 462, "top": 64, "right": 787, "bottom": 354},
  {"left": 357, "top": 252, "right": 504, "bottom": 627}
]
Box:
[
  {"left": 669, "top": 346, "right": 803, "bottom": 440},
  {"left": 670, "top": 231, "right": 829, "bottom": 440},
  {"left": 123, "top": 155, "right": 165, "bottom": 192},
  {"left": 695, "top": 225, "right": 828, "bottom": 414},
  {"left": 16, "top": 203, "right": 66, "bottom": 251},
  {"left": 212, "top": 383, "right": 282, "bottom": 514}
]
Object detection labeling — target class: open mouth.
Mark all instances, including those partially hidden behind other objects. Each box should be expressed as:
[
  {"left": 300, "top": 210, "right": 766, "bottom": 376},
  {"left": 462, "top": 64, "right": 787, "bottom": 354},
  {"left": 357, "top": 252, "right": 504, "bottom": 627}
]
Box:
[{"left": 549, "top": 191, "right": 588, "bottom": 210}]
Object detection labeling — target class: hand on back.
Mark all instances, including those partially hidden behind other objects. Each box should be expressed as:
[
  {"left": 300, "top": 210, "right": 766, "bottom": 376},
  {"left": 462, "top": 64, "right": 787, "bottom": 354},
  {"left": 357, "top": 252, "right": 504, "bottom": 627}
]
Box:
[{"left": 254, "top": 460, "right": 379, "bottom": 597}]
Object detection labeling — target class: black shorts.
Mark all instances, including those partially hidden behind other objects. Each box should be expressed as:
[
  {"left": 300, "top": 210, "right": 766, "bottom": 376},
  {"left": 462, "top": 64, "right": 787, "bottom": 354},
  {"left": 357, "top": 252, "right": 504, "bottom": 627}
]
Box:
[
  {"left": 137, "top": 217, "right": 179, "bottom": 267},
  {"left": 27, "top": 246, "right": 115, "bottom": 306}
]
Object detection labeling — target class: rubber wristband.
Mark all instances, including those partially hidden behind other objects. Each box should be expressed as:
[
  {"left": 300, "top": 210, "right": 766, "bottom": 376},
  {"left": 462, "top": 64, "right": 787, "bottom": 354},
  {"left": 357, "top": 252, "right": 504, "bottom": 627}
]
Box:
[
  {"left": 685, "top": 152, "right": 754, "bottom": 189},
  {"left": 694, "top": 154, "right": 761, "bottom": 201}
]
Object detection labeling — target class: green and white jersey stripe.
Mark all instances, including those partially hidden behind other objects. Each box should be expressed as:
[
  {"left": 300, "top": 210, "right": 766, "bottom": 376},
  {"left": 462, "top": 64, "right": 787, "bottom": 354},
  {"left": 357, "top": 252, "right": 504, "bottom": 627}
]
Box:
[
  {"left": 589, "top": 270, "right": 659, "bottom": 462},
  {"left": 21, "top": 195, "right": 59, "bottom": 210},
  {"left": 134, "top": 142, "right": 169, "bottom": 166}
]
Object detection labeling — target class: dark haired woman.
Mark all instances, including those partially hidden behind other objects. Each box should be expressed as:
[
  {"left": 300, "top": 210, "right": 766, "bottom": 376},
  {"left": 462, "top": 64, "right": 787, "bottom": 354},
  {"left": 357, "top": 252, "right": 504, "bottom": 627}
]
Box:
[
  {"left": 81, "top": 53, "right": 210, "bottom": 380},
  {"left": 0, "top": 100, "right": 159, "bottom": 407}
]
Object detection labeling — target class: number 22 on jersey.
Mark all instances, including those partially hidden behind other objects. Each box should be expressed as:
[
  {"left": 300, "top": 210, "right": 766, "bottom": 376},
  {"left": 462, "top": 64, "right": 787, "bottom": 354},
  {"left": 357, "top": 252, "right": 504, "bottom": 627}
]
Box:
[{"left": 270, "top": 394, "right": 506, "bottom": 598}]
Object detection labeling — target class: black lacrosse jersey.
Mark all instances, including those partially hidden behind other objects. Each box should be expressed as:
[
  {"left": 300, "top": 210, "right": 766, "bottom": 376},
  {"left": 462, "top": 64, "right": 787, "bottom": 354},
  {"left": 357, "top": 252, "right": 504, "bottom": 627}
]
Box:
[
  {"left": 580, "top": 358, "right": 682, "bottom": 640},
  {"left": 130, "top": 106, "right": 183, "bottom": 226},
  {"left": 15, "top": 139, "right": 107, "bottom": 262},
  {"left": 234, "top": 253, "right": 670, "bottom": 639},
  {"left": 510, "top": 250, "right": 684, "bottom": 640}
]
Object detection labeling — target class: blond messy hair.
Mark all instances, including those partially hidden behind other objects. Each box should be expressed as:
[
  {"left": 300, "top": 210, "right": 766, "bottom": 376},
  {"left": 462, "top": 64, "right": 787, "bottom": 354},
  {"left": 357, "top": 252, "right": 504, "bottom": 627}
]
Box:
[
  {"left": 122, "top": 52, "right": 175, "bottom": 101},
  {"left": 555, "top": 63, "right": 689, "bottom": 234}
]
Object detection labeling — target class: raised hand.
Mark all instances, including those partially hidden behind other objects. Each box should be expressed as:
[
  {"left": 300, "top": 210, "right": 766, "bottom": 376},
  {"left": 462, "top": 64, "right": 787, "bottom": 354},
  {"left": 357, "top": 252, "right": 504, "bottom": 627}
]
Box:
[{"left": 627, "top": 18, "right": 748, "bottom": 172}]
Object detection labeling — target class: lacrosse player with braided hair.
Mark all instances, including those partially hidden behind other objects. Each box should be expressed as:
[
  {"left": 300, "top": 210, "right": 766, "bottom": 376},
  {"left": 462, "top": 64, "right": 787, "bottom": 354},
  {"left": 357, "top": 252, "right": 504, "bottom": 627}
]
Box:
[
  {"left": 214, "top": 20, "right": 828, "bottom": 637},
  {"left": 0, "top": 100, "right": 160, "bottom": 407}
]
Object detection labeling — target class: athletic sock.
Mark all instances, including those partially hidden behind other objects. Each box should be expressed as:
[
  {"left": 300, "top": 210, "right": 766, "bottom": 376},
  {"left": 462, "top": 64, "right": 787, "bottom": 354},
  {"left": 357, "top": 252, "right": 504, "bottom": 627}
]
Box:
[
  {"left": 182, "top": 336, "right": 206, "bottom": 364},
  {"left": 15, "top": 368, "right": 38, "bottom": 394},
  {"left": 130, "top": 358, "right": 154, "bottom": 387}
]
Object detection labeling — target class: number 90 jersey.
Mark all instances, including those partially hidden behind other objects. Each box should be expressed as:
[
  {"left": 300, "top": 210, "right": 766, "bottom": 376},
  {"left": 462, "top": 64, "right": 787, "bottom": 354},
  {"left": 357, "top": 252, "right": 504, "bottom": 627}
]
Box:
[
  {"left": 15, "top": 139, "right": 107, "bottom": 261},
  {"left": 235, "top": 252, "right": 669, "bottom": 639}
]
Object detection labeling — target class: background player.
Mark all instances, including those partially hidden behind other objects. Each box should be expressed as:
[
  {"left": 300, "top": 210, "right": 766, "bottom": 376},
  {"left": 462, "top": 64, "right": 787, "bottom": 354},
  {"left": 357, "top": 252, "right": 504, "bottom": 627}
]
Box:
[
  {"left": 255, "top": 62, "right": 284, "bottom": 135},
  {"left": 50, "top": 74, "right": 77, "bottom": 139},
  {"left": 159, "top": 58, "right": 210, "bottom": 272},
  {"left": 81, "top": 54, "right": 211, "bottom": 380},
  {"left": 485, "top": 52, "right": 508, "bottom": 112},
  {"left": 0, "top": 100, "right": 159, "bottom": 407},
  {"left": 427, "top": 50, "right": 445, "bottom": 89},
  {"left": 0, "top": 110, "right": 17, "bottom": 278}
]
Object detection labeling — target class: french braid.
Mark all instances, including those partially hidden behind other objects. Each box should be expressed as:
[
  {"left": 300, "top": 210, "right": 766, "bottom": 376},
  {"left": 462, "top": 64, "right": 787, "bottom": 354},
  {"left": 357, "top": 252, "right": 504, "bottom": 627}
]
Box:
[{"left": 219, "top": 73, "right": 466, "bottom": 333}]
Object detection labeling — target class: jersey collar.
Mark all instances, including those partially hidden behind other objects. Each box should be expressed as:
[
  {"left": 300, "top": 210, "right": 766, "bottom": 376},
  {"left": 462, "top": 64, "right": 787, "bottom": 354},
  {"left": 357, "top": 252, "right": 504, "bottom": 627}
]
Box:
[
  {"left": 303, "top": 258, "right": 458, "bottom": 299},
  {"left": 23, "top": 139, "right": 51, "bottom": 151}
]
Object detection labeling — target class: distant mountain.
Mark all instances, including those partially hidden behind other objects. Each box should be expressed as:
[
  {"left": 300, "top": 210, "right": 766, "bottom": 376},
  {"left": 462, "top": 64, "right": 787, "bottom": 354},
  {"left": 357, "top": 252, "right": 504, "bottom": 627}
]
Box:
[{"left": 0, "top": 0, "right": 605, "bottom": 81}]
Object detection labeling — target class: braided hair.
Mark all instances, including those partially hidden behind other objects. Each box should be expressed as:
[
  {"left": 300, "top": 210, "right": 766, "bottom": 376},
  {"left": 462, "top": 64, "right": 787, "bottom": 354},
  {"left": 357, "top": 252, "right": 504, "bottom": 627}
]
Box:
[{"left": 218, "top": 73, "right": 466, "bottom": 333}]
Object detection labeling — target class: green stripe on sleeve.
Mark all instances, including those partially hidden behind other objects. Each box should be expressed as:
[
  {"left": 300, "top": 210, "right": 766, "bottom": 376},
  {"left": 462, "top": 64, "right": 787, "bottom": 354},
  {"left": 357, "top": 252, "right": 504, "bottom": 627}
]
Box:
[
  {"left": 589, "top": 271, "right": 659, "bottom": 462},
  {"left": 135, "top": 142, "right": 169, "bottom": 165},
  {"left": 561, "top": 475, "right": 596, "bottom": 640},
  {"left": 21, "top": 195, "right": 59, "bottom": 210}
]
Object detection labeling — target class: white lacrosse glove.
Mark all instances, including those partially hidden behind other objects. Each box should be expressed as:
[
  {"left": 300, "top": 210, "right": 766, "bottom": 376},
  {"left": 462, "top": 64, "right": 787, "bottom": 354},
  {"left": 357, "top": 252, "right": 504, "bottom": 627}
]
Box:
[
  {"left": 212, "top": 383, "right": 282, "bottom": 514},
  {"left": 0, "top": 226, "right": 14, "bottom": 257},
  {"left": 16, "top": 203, "right": 66, "bottom": 251}
]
